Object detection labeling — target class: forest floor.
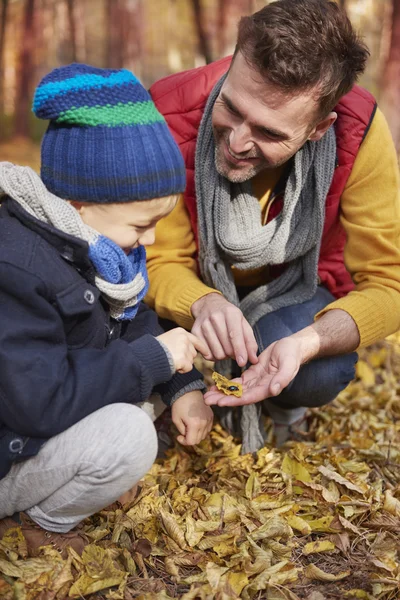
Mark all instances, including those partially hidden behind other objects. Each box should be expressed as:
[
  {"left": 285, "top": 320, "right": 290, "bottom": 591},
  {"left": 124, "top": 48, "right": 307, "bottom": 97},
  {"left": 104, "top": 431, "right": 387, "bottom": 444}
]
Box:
[{"left": 1, "top": 140, "right": 400, "bottom": 600}]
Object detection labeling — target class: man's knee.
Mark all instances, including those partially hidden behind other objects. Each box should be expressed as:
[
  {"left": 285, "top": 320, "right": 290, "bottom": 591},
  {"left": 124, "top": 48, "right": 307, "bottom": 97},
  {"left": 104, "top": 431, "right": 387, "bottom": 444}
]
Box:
[{"left": 279, "top": 352, "right": 357, "bottom": 408}]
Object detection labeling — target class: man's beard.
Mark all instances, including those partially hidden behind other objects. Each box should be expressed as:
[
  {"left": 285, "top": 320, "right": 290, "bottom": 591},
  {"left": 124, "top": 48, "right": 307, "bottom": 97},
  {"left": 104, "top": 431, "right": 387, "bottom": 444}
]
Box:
[{"left": 213, "top": 132, "right": 285, "bottom": 183}]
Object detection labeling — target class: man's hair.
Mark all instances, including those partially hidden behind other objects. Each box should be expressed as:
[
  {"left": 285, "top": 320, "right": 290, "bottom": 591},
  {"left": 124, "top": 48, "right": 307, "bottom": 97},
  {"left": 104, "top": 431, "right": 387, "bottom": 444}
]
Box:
[{"left": 236, "top": 0, "right": 369, "bottom": 118}]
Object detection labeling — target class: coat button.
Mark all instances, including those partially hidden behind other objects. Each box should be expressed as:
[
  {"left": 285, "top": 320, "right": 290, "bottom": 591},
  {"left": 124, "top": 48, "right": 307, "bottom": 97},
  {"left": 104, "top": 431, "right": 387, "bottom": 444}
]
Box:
[
  {"left": 9, "top": 438, "right": 24, "bottom": 453},
  {"left": 84, "top": 289, "right": 95, "bottom": 304}
]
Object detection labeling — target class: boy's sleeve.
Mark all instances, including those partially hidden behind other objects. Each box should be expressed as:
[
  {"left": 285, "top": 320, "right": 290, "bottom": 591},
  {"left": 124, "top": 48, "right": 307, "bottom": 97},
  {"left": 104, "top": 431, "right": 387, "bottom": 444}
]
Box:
[
  {"left": 146, "top": 194, "right": 219, "bottom": 330},
  {"left": 122, "top": 302, "right": 206, "bottom": 406},
  {"left": 0, "top": 264, "right": 173, "bottom": 439}
]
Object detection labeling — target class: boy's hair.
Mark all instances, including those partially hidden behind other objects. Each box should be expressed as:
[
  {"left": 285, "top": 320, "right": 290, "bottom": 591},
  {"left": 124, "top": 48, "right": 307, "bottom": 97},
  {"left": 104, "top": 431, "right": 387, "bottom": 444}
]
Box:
[{"left": 236, "top": 0, "right": 369, "bottom": 118}]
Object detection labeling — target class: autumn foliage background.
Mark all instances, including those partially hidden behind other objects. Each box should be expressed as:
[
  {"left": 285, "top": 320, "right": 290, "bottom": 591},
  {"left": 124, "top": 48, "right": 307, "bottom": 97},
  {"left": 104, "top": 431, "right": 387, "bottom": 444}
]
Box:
[
  {"left": 0, "top": 0, "right": 399, "bottom": 157},
  {"left": 1, "top": 1, "right": 400, "bottom": 600}
]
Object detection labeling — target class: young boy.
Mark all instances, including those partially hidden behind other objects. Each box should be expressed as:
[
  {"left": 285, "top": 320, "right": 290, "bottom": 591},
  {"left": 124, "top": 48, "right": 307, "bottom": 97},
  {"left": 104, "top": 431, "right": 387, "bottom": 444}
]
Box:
[{"left": 0, "top": 64, "right": 213, "bottom": 556}]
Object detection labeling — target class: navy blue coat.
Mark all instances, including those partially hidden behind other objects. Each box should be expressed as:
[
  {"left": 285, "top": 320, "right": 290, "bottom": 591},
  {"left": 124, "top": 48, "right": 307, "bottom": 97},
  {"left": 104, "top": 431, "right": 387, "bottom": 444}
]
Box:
[{"left": 0, "top": 199, "right": 203, "bottom": 480}]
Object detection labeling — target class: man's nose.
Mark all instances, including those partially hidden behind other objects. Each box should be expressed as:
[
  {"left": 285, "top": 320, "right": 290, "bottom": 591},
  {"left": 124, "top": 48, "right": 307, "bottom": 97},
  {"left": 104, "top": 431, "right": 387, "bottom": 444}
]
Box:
[{"left": 229, "top": 124, "right": 253, "bottom": 155}]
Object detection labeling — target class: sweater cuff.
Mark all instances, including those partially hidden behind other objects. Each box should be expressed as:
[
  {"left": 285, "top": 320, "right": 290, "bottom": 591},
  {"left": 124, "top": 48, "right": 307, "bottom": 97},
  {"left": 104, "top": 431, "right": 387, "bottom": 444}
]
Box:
[
  {"left": 153, "top": 367, "right": 205, "bottom": 406},
  {"left": 129, "top": 334, "right": 174, "bottom": 387},
  {"left": 174, "top": 283, "right": 221, "bottom": 330},
  {"left": 154, "top": 338, "right": 175, "bottom": 376},
  {"left": 170, "top": 379, "right": 207, "bottom": 405},
  {"left": 315, "top": 291, "right": 389, "bottom": 348}
]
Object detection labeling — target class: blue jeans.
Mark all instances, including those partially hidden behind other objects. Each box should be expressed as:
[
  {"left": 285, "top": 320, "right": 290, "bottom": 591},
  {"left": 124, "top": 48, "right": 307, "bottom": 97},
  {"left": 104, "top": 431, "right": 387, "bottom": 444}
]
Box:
[{"left": 253, "top": 286, "right": 357, "bottom": 424}]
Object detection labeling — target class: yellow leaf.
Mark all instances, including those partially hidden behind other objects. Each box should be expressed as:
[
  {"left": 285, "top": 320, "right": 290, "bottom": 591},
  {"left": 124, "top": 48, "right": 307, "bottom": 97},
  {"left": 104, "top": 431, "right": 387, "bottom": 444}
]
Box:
[
  {"left": 286, "top": 515, "right": 311, "bottom": 535},
  {"left": 251, "top": 515, "right": 292, "bottom": 541},
  {"left": 383, "top": 490, "right": 400, "bottom": 517},
  {"left": 0, "top": 557, "right": 22, "bottom": 578},
  {"left": 245, "top": 472, "right": 261, "bottom": 500},
  {"left": 0, "top": 526, "right": 28, "bottom": 559},
  {"left": 185, "top": 515, "right": 204, "bottom": 547},
  {"left": 306, "top": 516, "right": 335, "bottom": 532},
  {"left": 158, "top": 509, "right": 188, "bottom": 550},
  {"left": 302, "top": 540, "right": 336, "bottom": 555},
  {"left": 266, "top": 586, "right": 301, "bottom": 600},
  {"left": 282, "top": 454, "right": 311, "bottom": 482},
  {"left": 69, "top": 573, "right": 126, "bottom": 597},
  {"left": 318, "top": 466, "right": 365, "bottom": 494},
  {"left": 304, "top": 563, "right": 350, "bottom": 581},
  {"left": 205, "top": 562, "right": 229, "bottom": 591},
  {"left": 224, "top": 571, "right": 249, "bottom": 596},
  {"left": 368, "top": 348, "right": 387, "bottom": 368},
  {"left": 164, "top": 557, "right": 179, "bottom": 578},
  {"left": 355, "top": 359, "right": 375, "bottom": 386},
  {"left": 344, "top": 590, "right": 375, "bottom": 599}
]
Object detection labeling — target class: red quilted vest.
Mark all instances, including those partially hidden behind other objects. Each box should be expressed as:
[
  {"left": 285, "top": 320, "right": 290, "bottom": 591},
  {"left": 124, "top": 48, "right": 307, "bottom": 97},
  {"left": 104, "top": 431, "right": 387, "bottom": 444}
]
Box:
[{"left": 150, "top": 57, "right": 377, "bottom": 298}]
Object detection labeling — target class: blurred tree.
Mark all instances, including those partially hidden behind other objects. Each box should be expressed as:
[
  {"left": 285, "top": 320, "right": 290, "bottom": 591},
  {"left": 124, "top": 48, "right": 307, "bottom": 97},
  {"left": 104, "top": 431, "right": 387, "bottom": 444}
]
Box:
[
  {"left": 380, "top": 0, "right": 400, "bottom": 153},
  {"left": 15, "top": 0, "right": 36, "bottom": 137},
  {"left": 107, "top": 0, "right": 125, "bottom": 68},
  {"left": 217, "top": 0, "right": 229, "bottom": 57},
  {"left": 66, "top": 0, "right": 77, "bottom": 61},
  {"left": 192, "top": 0, "right": 213, "bottom": 64},
  {"left": 0, "top": 0, "right": 9, "bottom": 114}
]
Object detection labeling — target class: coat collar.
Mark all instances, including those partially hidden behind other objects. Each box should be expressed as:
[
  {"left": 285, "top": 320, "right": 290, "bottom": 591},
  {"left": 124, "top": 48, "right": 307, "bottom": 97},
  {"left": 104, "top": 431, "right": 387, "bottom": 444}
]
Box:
[{"left": 2, "top": 197, "right": 96, "bottom": 282}]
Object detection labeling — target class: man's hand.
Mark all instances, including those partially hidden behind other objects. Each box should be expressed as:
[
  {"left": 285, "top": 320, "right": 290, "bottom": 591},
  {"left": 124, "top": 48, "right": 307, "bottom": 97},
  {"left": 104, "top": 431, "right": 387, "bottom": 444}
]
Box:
[
  {"left": 172, "top": 390, "right": 214, "bottom": 446},
  {"left": 191, "top": 293, "right": 259, "bottom": 367},
  {"left": 204, "top": 309, "right": 360, "bottom": 407},
  {"left": 204, "top": 336, "right": 304, "bottom": 407}
]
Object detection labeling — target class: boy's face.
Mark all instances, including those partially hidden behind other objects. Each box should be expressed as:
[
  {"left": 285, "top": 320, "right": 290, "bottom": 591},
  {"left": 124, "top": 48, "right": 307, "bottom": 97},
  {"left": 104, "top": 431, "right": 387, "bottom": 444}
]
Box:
[{"left": 74, "top": 196, "right": 178, "bottom": 252}]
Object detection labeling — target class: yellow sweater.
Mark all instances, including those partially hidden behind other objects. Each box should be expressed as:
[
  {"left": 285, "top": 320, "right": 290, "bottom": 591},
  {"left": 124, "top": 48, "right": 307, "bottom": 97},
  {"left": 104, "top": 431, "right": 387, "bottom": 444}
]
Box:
[{"left": 146, "top": 108, "right": 400, "bottom": 348}]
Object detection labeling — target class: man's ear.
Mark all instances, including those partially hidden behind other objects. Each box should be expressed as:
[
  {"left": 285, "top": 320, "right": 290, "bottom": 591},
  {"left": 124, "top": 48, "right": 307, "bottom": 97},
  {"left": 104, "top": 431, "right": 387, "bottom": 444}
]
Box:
[{"left": 308, "top": 111, "right": 337, "bottom": 142}]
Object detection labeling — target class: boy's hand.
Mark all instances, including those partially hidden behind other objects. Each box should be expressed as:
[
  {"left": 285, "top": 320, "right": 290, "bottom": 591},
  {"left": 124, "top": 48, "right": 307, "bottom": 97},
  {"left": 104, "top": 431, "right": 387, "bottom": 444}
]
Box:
[
  {"left": 172, "top": 390, "right": 214, "bottom": 446},
  {"left": 157, "top": 328, "right": 209, "bottom": 374}
]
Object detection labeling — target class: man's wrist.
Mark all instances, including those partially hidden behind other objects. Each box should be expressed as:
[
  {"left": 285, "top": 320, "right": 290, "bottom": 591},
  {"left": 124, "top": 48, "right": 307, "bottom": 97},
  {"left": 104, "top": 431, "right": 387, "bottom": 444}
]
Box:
[
  {"left": 291, "top": 326, "right": 321, "bottom": 364},
  {"left": 191, "top": 292, "right": 221, "bottom": 318}
]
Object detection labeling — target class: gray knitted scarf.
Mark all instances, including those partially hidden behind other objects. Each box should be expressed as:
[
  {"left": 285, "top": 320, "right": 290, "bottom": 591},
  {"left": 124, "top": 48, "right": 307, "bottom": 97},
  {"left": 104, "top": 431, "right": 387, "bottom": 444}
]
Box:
[
  {"left": 195, "top": 76, "right": 337, "bottom": 454},
  {"left": 0, "top": 163, "right": 148, "bottom": 320}
]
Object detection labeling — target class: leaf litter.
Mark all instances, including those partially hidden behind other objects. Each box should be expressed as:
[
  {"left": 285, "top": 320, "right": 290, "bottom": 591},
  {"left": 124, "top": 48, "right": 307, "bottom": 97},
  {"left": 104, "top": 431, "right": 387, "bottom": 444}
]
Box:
[{"left": 2, "top": 337, "right": 400, "bottom": 599}]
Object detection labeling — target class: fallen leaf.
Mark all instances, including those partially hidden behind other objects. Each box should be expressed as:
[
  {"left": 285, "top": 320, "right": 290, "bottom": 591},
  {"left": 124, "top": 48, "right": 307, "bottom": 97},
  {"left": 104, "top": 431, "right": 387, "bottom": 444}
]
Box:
[{"left": 304, "top": 563, "right": 351, "bottom": 581}]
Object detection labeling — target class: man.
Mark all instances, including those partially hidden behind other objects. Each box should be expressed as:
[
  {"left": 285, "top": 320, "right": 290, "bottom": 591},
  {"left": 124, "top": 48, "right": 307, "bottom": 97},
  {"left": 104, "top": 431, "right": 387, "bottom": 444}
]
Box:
[{"left": 146, "top": 0, "right": 400, "bottom": 452}]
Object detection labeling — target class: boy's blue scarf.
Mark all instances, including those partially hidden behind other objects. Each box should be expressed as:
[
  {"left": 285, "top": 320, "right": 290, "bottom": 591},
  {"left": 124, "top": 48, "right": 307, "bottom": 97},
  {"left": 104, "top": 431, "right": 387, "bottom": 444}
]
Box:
[{"left": 88, "top": 235, "right": 149, "bottom": 320}]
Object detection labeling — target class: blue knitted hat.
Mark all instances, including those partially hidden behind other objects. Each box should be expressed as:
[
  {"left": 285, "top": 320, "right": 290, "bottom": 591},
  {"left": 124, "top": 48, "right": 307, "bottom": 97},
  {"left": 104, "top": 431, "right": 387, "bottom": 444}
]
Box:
[{"left": 32, "top": 64, "right": 186, "bottom": 202}]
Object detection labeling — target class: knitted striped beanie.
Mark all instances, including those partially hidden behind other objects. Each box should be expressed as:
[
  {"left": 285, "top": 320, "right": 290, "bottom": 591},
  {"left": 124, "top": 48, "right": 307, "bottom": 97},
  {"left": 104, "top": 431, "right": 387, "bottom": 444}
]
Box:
[{"left": 32, "top": 63, "right": 186, "bottom": 202}]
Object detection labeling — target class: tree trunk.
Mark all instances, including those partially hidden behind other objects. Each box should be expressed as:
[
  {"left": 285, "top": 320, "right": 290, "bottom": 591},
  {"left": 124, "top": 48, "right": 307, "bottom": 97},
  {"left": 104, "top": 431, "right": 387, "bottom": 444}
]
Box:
[
  {"left": 107, "top": 0, "right": 125, "bottom": 68},
  {"left": 66, "top": 0, "right": 77, "bottom": 62},
  {"left": 66, "top": 0, "right": 86, "bottom": 63},
  {"left": 380, "top": 0, "right": 400, "bottom": 153},
  {"left": 0, "top": 0, "right": 9, "bottom": 114},
  {"left": 191, "top": 0, "right": 213, "bottom": 64},
  {"left": 15, "top": 0, "right": 35, "bottom": 138},
  {"left": 217, "top": 0, "right": 229, "bottom": 57}
]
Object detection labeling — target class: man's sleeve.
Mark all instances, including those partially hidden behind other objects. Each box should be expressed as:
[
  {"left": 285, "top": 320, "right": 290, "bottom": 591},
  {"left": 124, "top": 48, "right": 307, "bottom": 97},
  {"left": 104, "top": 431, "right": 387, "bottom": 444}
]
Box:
[
  {"left": 146, "top": 194, "right": 218, "bottom": 330},
  {"left": 316, "top": 108, "right": 400, "bottom": 347}
]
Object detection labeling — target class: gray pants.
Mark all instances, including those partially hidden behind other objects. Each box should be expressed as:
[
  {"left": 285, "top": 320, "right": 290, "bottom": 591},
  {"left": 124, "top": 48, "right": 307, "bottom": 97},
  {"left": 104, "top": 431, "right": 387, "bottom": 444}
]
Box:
[{"left": 0, "top": 401, "right": 163, "bottom": 532}]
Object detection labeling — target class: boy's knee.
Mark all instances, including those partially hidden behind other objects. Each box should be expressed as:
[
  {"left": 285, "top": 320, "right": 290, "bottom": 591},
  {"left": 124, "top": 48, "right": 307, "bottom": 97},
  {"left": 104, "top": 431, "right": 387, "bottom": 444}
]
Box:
[
  {"left": 91, "top": 403, "right": 158, "bottom": 483},
  {"left": 280, "top": 352, "right": 357, "bottom": 408}
]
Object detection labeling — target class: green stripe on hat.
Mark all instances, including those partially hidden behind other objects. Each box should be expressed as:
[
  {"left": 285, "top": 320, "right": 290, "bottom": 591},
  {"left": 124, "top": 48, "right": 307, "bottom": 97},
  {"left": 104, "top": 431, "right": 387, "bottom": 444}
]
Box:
[{"left": 57, "top": 101, "right": 165, "bottom": 127}]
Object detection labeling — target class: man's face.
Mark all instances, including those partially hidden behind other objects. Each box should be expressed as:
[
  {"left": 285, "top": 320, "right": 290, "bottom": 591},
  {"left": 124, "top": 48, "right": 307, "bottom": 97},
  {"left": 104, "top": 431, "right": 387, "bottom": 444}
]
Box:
[{"left": 212, "top": 52, "right": 329, "bottom": 182}]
